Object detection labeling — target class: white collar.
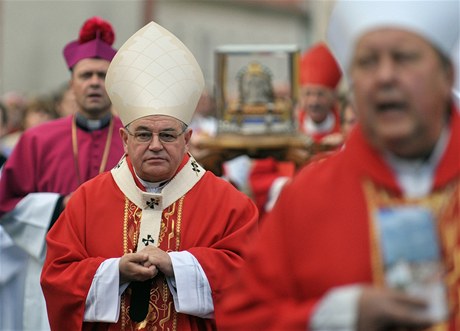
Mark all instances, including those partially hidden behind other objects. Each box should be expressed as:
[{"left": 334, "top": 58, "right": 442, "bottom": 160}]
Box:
[
  {"left": 135, "top": 173, "right": 169, "bottom": 193},
  {"left": 384, "top": 127, "right": 450, "bottom": 198},
  {"left": 111, "top": 154, "right": 206, "bottom": 250},
  {"left": 111, "top": 154, "right": 205, "bottom": 209},
  {"left": 304, "top": 111, "right": 336, "bottom": 135}
]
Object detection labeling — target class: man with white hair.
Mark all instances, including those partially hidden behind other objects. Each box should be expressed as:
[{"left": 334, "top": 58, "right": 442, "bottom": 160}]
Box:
[
  {"left": 217, "top": 1, "right": 460, "bottom": 330},
  {"left": 40, "top": 21, "right": 258, "bottom": 330}
]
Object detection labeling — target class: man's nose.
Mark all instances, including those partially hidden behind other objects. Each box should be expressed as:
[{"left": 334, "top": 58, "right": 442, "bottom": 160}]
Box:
[
  {"left": 375, "top": 57, "right": 397, "bottom": 83},
  {"left": 148, "top": 134, "right": 163, "bottom": 150},
  {"left": 89, "top": 73, "right": 103, "bottom": 86}
]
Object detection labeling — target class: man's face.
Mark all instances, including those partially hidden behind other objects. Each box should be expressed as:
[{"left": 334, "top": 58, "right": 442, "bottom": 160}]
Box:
[
  {"left": 350, "top": 28, "right": 453, "bottom": 158},
  {"left": 120, "top": 115, "right": 192, "bottom": 183},
  {"left": 299, "top": 85, "right": 336, "bottom": 124},
  {"left": 70, "top": 58, "right": 112, "bottom": 119}
]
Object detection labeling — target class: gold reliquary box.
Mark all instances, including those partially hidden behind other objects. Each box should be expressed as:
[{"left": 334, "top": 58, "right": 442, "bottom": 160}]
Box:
[{"left": 215, "top": 44, "right": 300, "bottom": 136}]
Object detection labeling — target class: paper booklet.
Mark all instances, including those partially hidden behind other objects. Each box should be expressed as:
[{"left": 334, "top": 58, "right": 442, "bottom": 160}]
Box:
[{"left": 376, "top": 206, "right": 448, "bottom": 322}]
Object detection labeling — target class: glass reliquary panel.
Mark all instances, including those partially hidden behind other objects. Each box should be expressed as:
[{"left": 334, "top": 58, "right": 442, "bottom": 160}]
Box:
[{"left": 215, "top": 44, "right": 300, "bottom": 135}]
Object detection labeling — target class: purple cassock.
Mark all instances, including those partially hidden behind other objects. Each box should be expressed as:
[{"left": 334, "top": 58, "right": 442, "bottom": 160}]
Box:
[
  {"left": 0, "top": 16, "right": 122, "bottom": 331},
  {"left": 0, "top": 113, "right": 124, "bottom": 329},
  {"left": 0, "top": 114, "right": 124, "bottom": 216}
]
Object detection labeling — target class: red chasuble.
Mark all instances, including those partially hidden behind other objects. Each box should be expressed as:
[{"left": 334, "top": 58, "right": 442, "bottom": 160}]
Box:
[
  {"left": 41, "top": 155, "right": 258, "bottom": 331},
  {"left": 218, "top": 108, "right": 460, "bottom": 331},
  {"left": 0, "top": 115, "right": 124, "bottom": 215},
  {"left": 248, "top": 157, "right": 295, "bottom": 217}
]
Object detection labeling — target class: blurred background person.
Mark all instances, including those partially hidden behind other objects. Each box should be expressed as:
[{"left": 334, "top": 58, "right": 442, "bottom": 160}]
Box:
[
  {"left": 189, "top": 86, "right": 253, "bottom": 192},
  {"left": 248, "top": 42, "right": 344, "bottom": 218},
  {"left": 297, "top": 42, "right": 343, "bottom": 147},
  {"left": 217, "top": 0, "right": 460, "bottom": 330},
  {"left": 0, "top": 98, "right": 27, "bottom": 331},
  {"left": 188, "top": 86, "right": 218, "bottom": 161},
  {"left": 52, "top": 82, "right": 80, "bottom": 118},
  {"left": 0, "top": 102, "right": 8, "bottom": 168},
  {"left": 1, "top": 91, "right": 27, "bottom": 135},
  {"left": 263, "top": 93, "right": 358, "bottom": 213},
  {"left": 22, "top": 96, "right": 59, "bottom": 130},
  {"left": 0, "top": 91, "right": 28, "bottom": 156},
  {"left": 0, "top": 16, "right": 124, "bottom": 330},
  {"left": 2, "top": 95, "right": 60, "bottom": 154}
]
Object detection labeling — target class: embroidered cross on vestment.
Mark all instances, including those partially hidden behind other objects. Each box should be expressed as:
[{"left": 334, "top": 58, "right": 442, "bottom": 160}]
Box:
[{"left": 146, "top": 197, "right": 160, "bottom": 209}]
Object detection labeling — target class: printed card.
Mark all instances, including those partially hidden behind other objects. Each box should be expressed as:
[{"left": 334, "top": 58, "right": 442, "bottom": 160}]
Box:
[{"left": 376, "top": 206, "right": 448, "bottom": 322}]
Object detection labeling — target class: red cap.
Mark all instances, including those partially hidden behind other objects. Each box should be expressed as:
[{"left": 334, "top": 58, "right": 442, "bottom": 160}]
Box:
[
  {"left": 300, "top": 42, "right": 341, "bottom": 89},
  {"left": 63, "top": 16, "right": 117, "bottom": 69}
]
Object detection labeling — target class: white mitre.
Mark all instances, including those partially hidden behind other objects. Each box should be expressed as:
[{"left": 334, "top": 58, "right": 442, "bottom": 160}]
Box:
[
  {"left": 105, "top": 21, "right": 205, "bottom": 126},
  {"left": 327, "top": 0, "right": 460, "bottom": 76}
]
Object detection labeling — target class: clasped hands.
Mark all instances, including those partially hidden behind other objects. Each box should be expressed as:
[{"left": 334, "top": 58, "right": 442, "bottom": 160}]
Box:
[{"left": 119, "top": 245, "right": 174, "bottom": 284}]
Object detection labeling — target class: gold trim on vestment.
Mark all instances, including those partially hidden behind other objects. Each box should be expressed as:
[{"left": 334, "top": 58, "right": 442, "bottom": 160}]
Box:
[
  {"left": 364, "top": 179, "right": 459, "bottom": 331},
  {"left": 121, "top": 196, "right": 184, "bottom": 331},
  {"left": 112, "top": 154, "right": 203, "bottom": 330}
]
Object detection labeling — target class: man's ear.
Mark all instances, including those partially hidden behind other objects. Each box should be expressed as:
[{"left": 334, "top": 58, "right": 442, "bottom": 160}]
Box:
[
  {"left": 119, "top": 128, "right": 129, "bottom": 154},
  {"left": 445, "top": 62, "right": 455, "bottom": 89},
  {"left": 184, "top": 128, "right": 193, "bottom": 146}
]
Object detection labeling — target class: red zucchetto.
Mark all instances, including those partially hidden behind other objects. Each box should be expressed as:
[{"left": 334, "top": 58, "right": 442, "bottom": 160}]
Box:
[
  {"left": 63, "top": 16, "right": 117, "bottom": 69},
  {"left": 299, "top": 42, "right": 342, "bottom": 89}
]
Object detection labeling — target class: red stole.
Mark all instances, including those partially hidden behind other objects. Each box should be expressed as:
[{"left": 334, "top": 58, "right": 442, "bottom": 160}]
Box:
[
  {"left": 109, "top": 154, "right": 205, "bottom": 330},
  {"left": 115, "top": 197, "right": 184, "bottom": 331}
]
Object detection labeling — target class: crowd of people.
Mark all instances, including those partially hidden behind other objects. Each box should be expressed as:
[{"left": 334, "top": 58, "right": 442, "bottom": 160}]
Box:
[{"left": 0, "top": 0, "right": 459, "bottom": 330}]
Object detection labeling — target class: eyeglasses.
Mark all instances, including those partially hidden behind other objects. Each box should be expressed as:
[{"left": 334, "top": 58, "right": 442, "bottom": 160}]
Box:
[{"left": 125, "top": 126, "right": 187, "bottom": 144}]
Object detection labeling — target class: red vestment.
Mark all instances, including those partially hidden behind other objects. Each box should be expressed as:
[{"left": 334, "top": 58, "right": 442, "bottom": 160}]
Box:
[
  {"left": 247, "top": 107, "right": 342, "bottom": 216},
  {"left": 248, "top": 157, "right": 295, "bottom": 217},
  {"left": 217, "top": 108, "right": 460, "bottom": 331},
  {"left": 41, "top": 155, "right": 258, "bottom": 331}
]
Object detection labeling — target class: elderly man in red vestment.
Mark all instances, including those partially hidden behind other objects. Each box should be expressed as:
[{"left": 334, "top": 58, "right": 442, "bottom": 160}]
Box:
[
  {"left": 248, "top": 42, "right": 343, "bottom": 218},
  {"left": 218, "top": 1, "right": 460, "bottom": 330},
  {"left": 40, "top": 21, "right": 258, "bottom": 331},
  {"left": 0, "top": 17, "right": 124, "bottom": 330},
  {"left": 297, "top": 42, "right": 343, "bottom": 145}
]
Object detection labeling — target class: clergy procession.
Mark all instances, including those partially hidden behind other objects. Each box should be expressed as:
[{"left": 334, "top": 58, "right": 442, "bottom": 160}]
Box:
[{"left": 0, "top": 0, "right": 459, "bottom": 330}]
